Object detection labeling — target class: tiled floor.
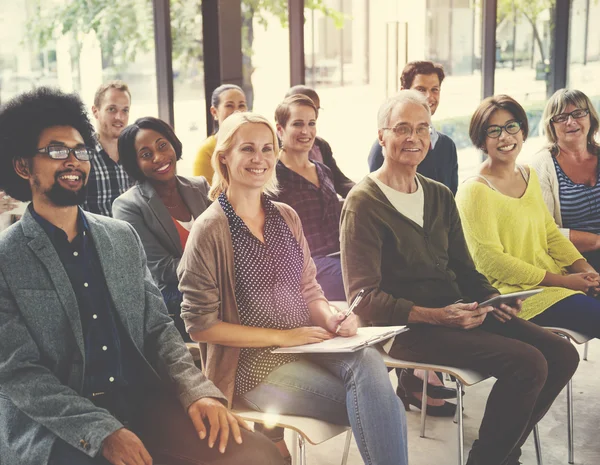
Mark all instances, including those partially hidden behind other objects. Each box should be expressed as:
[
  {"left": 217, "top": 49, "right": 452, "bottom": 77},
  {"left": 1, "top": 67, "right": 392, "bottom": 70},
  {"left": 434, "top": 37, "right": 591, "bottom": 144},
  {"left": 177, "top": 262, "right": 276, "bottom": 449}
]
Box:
[{"left": 279, "top": 339, "right": 600, "bottom": 465}]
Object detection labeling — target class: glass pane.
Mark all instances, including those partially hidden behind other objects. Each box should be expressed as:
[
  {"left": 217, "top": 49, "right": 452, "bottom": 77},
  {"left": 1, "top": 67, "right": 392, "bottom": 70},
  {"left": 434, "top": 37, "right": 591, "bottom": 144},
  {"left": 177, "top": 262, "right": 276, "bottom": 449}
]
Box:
[
  {"left": 245, "top": 4, "right": 291, "bottom": 118},
  {"left": 0, "top": 0, "right": 158, "bottom": 120},
  {"left": 170, "top": 0, "right": 206, "bottom": 177},
  {"left": 568, "top": 0, "right": 600, "bottom": 115},
  {"left": 304, "top": 0, "right": 482, "bottom": 183},
  {"left": 494, "top": 0, "right": 555, "bottom": 163}
]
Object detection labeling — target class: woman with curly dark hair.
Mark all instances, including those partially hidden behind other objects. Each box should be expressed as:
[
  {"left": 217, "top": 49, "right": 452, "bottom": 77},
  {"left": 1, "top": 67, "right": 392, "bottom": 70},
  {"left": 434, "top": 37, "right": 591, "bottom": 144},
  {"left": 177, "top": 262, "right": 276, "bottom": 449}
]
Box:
[{"left": 113, "top": 117, "right": 211, "bottom": 340}]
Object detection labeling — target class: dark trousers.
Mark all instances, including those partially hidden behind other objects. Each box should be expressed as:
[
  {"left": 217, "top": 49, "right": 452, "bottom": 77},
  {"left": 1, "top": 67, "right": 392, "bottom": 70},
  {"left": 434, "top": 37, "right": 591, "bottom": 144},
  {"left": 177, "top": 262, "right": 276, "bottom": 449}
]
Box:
[
  {"left": 531, "top": 294, "right": 600, "bottom": 337},
  {"left": 48, "top": 390, "right": 283, "bottom": 465},
  {"left": 312, "top": 255, "right": 346, "bottom": 301},
  {"left": 390, "top": 315, "right": 579, "bottom": 465}
]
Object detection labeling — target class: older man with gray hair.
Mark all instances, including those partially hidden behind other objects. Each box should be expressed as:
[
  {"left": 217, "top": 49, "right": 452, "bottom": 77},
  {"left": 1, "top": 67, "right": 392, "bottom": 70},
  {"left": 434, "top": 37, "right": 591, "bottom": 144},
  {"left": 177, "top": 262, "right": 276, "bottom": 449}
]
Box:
[{"left": 341, "top": 89, "right": 579, "bottom": 465}]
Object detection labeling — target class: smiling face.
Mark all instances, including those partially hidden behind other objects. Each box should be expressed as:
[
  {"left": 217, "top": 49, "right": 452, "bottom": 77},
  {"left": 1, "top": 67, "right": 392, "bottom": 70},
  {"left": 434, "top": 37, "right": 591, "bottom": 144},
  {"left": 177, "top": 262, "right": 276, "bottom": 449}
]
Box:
[
  {"left": 221, "top": 123, "right": 276, "bottom": 192},
  {"left": 211, "top": 89, "right": 247, "bottom": 125},
  {"left": 483, "top": 108, "right": 524, "bottom": 161},
  {"left": 553, "top": 103, "right": 591, "bottom": 147},
  {"left": 378, "top": 101, "right": 431, "bottom": 168},
  {"left": 277, "top": 104, "right": 317, "bottom": 154},
  {"left": 134, "top": 128, "right": 178, "bottom": 183},
  {"left": 405, "top": 73, "right": 441, "bottom": 116},
  {"left": 18, "top": 125, "right": 90, "bottom": 207},
  {"left": 92, "top": 89, "right": 130, "bottom": 140}
]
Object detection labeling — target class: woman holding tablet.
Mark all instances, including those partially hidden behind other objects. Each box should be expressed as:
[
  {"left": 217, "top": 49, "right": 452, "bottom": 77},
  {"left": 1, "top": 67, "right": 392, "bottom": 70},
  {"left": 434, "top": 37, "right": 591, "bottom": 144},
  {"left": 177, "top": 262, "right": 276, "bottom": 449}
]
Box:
[
  {"left": 456, "top": 95, "right": 600, "bottom": 337},
  {"left": 178, "top": 112, "right": 408, "bottom": 465}
]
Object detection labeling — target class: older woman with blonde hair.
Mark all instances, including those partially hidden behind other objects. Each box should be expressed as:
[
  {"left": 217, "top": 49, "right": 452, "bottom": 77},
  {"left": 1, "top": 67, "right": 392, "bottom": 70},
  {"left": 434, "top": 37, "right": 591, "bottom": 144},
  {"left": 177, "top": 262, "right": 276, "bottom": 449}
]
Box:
[
  {"left": 177, "top": 112, "right": 408, "bottom": 465},
  {"left": 532, "top": 89, "right": 600, "bottom": 269}
]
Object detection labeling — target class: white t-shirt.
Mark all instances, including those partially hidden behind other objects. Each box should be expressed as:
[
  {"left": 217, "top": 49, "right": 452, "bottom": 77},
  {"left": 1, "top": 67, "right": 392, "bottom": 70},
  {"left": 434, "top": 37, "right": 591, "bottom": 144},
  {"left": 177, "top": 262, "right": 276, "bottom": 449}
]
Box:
[{"left": 369, "top": 174, "right": 425, "bottom": 227}]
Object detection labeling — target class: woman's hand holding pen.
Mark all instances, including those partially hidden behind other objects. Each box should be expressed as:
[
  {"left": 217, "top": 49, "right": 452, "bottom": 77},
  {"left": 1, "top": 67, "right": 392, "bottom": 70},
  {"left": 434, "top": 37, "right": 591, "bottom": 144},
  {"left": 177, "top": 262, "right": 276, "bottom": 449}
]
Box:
[{"left": 326, "top": 312, "right": 358, "bottom": 337}]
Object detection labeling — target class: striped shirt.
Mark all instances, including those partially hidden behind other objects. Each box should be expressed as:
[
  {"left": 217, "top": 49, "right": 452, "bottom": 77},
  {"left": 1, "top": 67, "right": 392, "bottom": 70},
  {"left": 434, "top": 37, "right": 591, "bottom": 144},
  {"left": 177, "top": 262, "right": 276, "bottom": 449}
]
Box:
[
  {"left": 83, "top": 140, "right": 133, "bottom": 217},
  {"left": 553, "top": 156, "right": 600, "bottom": 234}
]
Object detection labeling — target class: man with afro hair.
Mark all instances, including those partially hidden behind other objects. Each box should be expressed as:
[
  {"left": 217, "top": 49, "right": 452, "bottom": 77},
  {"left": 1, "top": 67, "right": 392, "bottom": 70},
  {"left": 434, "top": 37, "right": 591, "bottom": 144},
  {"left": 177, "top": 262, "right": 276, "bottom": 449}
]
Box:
[{"left": 0, "top": 87, "right": 281, "bottom": 465}]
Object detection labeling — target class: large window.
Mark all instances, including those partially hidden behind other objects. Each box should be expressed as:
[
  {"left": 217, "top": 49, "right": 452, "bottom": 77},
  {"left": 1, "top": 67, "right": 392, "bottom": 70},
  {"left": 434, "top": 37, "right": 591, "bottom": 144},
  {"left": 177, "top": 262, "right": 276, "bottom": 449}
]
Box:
[
  {"left": 0, "top": 0, "right": 159, "bottom": 121},
  {"left": 302, "top": 0, "right": 482, "bottom": 182},
  {"left": 568, "top": 0, "right": 600, "bottom": 115},
  {"left": 494, "top": 0, "right": 555, "bottom": 163},
  {"left": 170, "top": 0, "right": 206, "bottom": 176}
]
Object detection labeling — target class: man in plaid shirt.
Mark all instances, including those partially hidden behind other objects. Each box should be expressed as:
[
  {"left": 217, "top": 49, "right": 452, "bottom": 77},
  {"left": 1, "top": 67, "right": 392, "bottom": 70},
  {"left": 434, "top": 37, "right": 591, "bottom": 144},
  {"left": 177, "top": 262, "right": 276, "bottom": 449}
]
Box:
[{"left": 83, "top": 81, "right": 133, "bottom": 216}]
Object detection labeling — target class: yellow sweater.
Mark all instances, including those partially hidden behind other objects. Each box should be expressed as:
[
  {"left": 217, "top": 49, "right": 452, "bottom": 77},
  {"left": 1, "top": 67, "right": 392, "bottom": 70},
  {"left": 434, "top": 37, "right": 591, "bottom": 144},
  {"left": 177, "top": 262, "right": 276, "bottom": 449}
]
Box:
[
  {"left": 455, "top": 169, "right": 583, "bottom": 321},
  {"left": 193, "top": 135, "right": 216, "bottom": 184}
]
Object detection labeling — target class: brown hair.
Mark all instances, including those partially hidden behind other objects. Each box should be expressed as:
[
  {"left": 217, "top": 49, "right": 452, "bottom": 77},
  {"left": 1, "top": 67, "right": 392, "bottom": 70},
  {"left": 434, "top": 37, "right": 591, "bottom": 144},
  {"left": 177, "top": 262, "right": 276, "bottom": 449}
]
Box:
[
  {"left": 274, "top": 94, "right": 318, "bottom": 128},
  {"left": 400, "top": 61, "right": 445, "bottom": 89},
  {"left": 542, "top": 89, "right": 600, "bottom": 155},
  {"left": 469, "top": 95, "right": 529, "bottom": 152},
  {"left": 285, "top": 85, "right": 320, "bottom": 106},
  {"left": 93, "top": 80, "right": 131, "bottom": 108}
]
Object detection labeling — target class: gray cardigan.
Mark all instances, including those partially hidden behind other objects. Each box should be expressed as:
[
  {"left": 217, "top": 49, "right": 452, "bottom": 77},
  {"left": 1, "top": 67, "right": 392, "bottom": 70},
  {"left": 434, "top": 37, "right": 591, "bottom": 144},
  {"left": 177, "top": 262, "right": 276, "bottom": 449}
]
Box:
[
  {"left": 113, "top": 175, "right": 211, "bottom": 290},
  {"left": 0, "top": 208, "right": 225, "bottom": 464}
]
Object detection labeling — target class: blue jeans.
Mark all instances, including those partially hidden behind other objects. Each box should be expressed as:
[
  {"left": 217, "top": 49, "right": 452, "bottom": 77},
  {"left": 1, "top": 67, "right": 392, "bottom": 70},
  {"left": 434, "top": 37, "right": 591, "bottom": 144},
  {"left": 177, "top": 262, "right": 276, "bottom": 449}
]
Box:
[
  {"left": 312, "top": 255, "right": 346, "bottom": 301},
  {"left": 531, "top": 293, "right": 600, "bottom": 337},
  {"left": 237, "top": 347, "right": 408, "bottom": 465}
]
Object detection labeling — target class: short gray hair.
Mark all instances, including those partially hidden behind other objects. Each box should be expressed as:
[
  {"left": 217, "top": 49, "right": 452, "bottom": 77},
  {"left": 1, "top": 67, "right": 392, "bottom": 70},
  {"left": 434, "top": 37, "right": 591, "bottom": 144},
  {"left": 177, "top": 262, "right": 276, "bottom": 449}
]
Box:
[{"left": 377, "top": 90, "right": 431, "bottom": 129}]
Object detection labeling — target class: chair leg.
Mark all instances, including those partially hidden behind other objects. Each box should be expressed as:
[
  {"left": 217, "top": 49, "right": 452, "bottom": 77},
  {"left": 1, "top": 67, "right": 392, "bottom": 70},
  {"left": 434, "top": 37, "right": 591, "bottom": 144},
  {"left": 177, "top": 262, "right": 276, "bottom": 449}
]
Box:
[
  {"left": 583, "top": 341, "right": 589, "bottom": 361},
  {"left": 420, "top": 370, "right": 429, "bottom": 438},
  {"left": 533, "top": 423, "right": 543, "bottom": 465},
  {"left": 298, "top": 434, "right": 306, "bottom": 465},
  {"left": 340, "top": 429, "right": 352, "bottom": 465},
  {"left": 567, "top": 377, "right": 574, "bottom": 464},
  {"left": 456, "top": 380, "right": 464, "bottom": 465}
]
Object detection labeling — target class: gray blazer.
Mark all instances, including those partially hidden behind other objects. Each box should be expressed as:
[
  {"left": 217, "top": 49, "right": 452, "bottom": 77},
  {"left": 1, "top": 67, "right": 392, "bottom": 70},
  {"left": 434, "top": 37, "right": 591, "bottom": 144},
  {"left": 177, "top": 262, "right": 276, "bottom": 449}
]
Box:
[
  {"left": 112, "top": 176, "right": 211, "bottom": 291},
  {"left": 0, "top": 208, "right": 225, "bottom": 465}
]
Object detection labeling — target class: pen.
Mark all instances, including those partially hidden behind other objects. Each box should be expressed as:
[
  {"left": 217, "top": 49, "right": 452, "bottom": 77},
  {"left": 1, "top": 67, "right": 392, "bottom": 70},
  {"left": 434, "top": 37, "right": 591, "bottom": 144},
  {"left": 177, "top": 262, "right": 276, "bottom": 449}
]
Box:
[{"left": 335, "top": 289, "right": 365, "bottom": 334}]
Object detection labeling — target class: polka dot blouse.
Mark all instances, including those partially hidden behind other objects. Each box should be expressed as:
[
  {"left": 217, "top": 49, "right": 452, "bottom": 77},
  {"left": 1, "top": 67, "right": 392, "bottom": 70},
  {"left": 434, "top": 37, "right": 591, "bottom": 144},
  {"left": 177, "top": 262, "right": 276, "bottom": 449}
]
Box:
[{"left": 218, "top": 194, "right": 311, "bottom": 395}]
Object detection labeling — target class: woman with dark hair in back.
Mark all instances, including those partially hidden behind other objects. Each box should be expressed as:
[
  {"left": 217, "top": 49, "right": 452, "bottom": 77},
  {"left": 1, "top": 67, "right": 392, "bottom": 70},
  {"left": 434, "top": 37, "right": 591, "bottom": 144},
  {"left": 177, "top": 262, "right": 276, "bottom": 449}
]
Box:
[
  {"left": 113, "top": 117, "right": 211, "bottom": 340},
  {"left": 193, "top": 84, "right": 247, "bottom": 184}
]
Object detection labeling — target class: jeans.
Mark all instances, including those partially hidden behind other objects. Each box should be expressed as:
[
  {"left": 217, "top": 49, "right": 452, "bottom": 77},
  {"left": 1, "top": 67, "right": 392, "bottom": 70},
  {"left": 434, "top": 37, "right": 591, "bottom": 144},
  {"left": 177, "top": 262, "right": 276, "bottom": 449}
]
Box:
[
  {"left": 48, "top": 389, "right": 283, "bottom": 465},
  {"left": 531, "top": 293, "right": 600, "bottom": 337},
  {"left": 162, "top": 284, "right": 191, "bottom": 342},
  {"left": 391, "top": 316, "right": 579, "bottom": 465},
  {"left": 237, "top": 347, "right": 408, "bottom": 465},
  {"left": 312, "top": 255, "right": 346, "bottom": 301}
]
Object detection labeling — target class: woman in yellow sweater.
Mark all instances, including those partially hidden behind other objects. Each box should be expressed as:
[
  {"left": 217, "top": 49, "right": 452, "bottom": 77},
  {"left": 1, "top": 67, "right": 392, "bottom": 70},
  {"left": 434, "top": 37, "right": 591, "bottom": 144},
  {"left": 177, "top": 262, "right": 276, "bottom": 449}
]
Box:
[
  {"left": 193, "top": 84, "right": 247, "bottom": 183},
  {"left": 456, "top": 95, "right": 600, "bottom": 336}
]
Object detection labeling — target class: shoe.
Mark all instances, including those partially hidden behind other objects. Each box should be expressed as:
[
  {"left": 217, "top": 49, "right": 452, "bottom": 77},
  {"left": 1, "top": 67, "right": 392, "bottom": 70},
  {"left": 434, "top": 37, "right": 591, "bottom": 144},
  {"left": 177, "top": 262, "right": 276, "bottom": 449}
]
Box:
[
  {"left": 396, "top": 386, "right": 458, "bottom": 417},
  {"left": 398, "top": 369, "right": 461, "bottom": 400}
]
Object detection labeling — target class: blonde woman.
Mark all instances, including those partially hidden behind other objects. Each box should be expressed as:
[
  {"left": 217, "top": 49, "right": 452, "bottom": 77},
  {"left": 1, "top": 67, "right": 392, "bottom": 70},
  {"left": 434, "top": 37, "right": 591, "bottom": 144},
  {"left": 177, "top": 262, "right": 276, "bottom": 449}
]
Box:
[
  {"left": 178, "top": 112, "right": 408, "bottom": 465},
  {"left": 532, "top": 89, "right": 600, "bottom": 269}
]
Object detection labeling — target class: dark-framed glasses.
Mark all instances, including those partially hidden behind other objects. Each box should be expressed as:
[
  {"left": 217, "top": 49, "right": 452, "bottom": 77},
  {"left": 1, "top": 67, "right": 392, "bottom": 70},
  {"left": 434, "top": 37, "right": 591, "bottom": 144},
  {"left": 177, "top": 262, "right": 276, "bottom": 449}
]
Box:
[
  {"left": 37, "top": 145, "right": 93, "bottom": 161},
  {"left": 382, "top": 123, "right": 430, "bottom": 138},
  {"left": 550, "top": 108, "right": 589, "bottom": 124},
  {"left": 485, "top": 120, "right": 522, "bottom": 139}
]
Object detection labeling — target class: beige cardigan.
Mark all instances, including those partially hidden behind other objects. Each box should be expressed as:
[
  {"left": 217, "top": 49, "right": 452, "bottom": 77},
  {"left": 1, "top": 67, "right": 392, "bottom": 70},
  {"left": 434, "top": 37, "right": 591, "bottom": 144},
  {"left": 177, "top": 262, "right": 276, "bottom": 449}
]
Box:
[
  {"left": 530, "top": 148, "right": 570, "bottom": 238},
  {"left": 177, "top": 199, "right": 326, "bottom": 404}
]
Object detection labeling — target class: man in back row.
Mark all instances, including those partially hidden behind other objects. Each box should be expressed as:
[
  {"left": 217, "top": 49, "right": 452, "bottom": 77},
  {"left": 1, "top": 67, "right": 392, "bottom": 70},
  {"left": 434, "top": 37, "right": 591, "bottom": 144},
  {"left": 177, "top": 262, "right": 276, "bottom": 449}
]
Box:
[
  {"left": 83, "top": 80, "right": 133, "bottom": 216},
  {"left": 0, "top": 87, "right": 281, "bottom": 465},
  {"left": 368, "top": 60, "right": 459, "bottom": 195}
]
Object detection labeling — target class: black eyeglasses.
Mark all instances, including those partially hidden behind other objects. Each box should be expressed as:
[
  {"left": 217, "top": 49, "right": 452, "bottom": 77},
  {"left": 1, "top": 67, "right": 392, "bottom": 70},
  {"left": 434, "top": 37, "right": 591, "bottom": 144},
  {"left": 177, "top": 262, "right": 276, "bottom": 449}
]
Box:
[
  {"left": 551, "top": 108, "right": 589, "bottom": 124},
  {"left": 485, "top": 120, "right": 522, "bottom": 139},
  {"left": 37, "top": 145, "right": 93, "bottom": 161}
]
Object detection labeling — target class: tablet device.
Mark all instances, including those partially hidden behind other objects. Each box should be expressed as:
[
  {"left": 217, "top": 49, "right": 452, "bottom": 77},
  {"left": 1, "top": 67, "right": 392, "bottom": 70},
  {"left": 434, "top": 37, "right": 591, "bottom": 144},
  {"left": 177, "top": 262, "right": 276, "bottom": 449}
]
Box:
[{"left": 479, "top": 289, "right": 543, "bottom": 308}]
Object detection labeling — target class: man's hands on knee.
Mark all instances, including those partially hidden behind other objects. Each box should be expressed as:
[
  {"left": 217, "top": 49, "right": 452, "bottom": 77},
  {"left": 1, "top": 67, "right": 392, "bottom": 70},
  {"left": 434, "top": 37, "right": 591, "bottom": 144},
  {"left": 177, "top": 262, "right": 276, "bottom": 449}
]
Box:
[
  {"left": 188, "top": 397, "right": 253, "bottom": 454},
  {"left": 102, "top": 427, "right": 152, "bottom": 465}
]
